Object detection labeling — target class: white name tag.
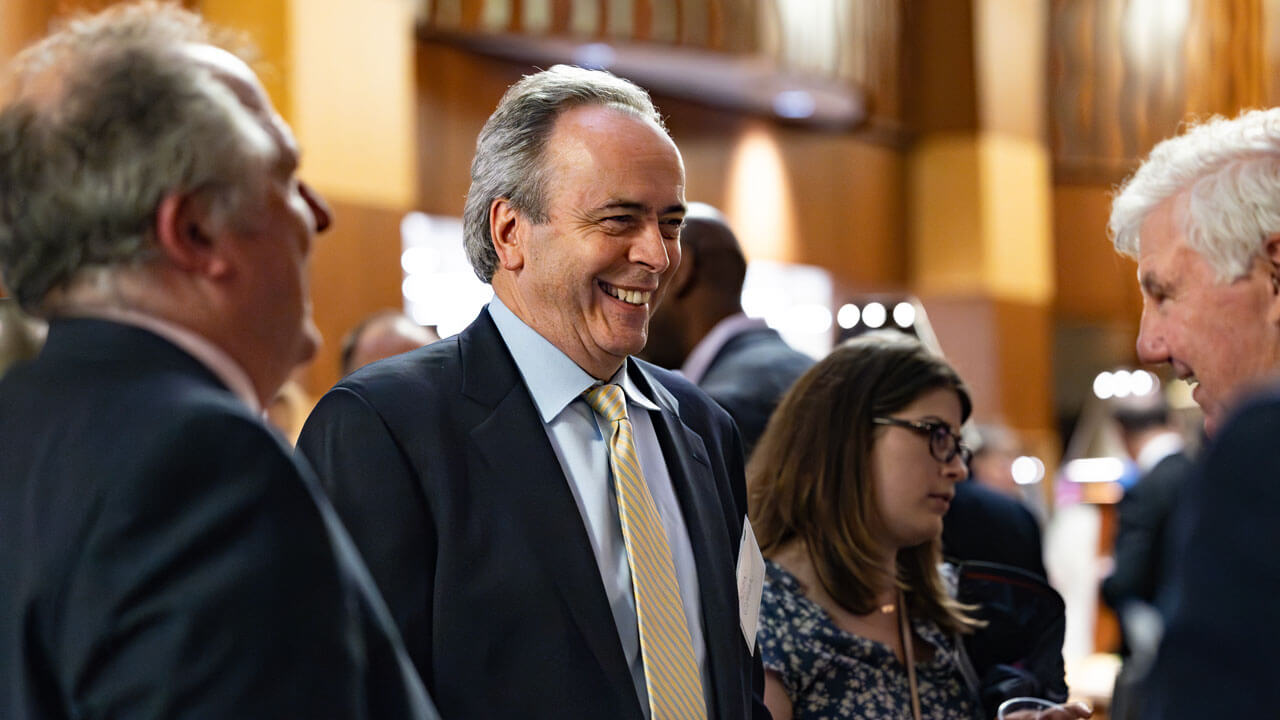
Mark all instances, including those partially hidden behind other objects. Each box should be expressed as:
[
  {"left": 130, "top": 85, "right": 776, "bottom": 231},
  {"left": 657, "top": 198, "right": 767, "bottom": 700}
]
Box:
[{"left": 736, "top": 516, "right": 765, "bottom": 654}]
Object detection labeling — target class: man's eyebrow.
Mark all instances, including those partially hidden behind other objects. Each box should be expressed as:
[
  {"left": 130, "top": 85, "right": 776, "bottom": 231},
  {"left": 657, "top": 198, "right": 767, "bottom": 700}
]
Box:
[
  {"left": 1140, "top": 271, "right": 1168, "bottom": 296},
  {"left": 594, "top": 201, "right": 687, "bottom": 215}
]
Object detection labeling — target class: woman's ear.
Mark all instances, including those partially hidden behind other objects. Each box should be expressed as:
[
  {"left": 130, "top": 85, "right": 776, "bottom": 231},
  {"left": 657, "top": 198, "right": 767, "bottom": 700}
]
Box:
[
  {"left": 490, "top": 198, "right": 526, "bottom": 272},
  {"left": 153, "top": 191, "right": 231, "bottom": 278}
]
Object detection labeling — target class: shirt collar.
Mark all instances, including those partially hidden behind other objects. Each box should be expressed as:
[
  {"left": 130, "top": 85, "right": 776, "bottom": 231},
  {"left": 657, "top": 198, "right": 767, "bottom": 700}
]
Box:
[
  {"left": 681, "top": 312, "right": 767, "bottom": 383},
  {"left": 69, "top": 306, "right": 261, "bottom": 413},
  {"left": 1136, "top": 430, "right": 1184, "bottom": 472},
  {"left": 488, "top": 296, "right": 659, "bottom": 422}
]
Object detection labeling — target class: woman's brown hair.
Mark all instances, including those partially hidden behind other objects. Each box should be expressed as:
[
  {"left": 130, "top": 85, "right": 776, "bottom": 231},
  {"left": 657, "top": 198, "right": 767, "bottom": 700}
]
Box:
[{"left": 748, "top": 331, "right": 979, "bottom": 634}]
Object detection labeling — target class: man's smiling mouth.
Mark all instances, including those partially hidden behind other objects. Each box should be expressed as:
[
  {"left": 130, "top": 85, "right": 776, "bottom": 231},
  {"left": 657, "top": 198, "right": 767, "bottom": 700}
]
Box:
[{"left": 599, "top": 281, "right": 652, "bottom": 306}]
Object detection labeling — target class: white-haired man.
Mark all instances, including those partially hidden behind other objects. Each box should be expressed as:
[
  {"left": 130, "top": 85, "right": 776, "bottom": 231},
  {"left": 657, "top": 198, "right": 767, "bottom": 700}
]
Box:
[
  {"left": 0, "top": 4, "right": 436, "bottom": 718},
  {"left": 1109, "top": 108, "right": 1280, "bottom": 717}
]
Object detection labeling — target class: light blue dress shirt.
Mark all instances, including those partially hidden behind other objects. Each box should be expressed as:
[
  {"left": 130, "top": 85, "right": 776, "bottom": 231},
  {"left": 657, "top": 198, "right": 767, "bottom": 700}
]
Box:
[{"left": 488, "top": 296, "right": 709, "bottom": 716}]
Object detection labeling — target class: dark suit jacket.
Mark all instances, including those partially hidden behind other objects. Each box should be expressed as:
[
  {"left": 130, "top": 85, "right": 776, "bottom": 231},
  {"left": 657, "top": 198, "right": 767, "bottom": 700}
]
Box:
[
  {"left": 698, "top": 326, "right": 814, "bottom": 457},
  {"left": 297, "top": 308, "right": 769, "bottom": 720},
  {"left": 1101, "top": 451, "right": 1193, "bottom": 614},
  {"left": 942, "top": 480, "right": 1048, "bottom": 579},
  {"left": 0, "top": 319, "right": 436, "bottom": 720},
  {"left": 1142, "top": 390, "right": 1280, "bottom": 718}
]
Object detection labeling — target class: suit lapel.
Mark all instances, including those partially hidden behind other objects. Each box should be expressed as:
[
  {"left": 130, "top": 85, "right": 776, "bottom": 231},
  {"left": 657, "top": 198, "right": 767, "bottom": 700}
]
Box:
[
  {"left": 459, "top": 312, "right": 641, "bottom": 717},
  {"left": 631, "top": 363, "right": 743, "bottom": 720}
]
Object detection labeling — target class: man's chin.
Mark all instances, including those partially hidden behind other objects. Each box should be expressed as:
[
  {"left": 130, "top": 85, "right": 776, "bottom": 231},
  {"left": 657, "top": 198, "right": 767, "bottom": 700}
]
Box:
[{"left": 1202, "top": 410, "right": 1221, "bottom": 437}]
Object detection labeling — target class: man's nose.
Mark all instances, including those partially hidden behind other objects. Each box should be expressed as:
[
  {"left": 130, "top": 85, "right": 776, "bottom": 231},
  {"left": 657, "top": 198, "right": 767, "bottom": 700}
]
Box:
[
  {"left": 1135, "top": 311, "right": 1166, "bottom": 364},
  {"left": 300, "top": 181, "right": 332, "bottom": 234},
  {"left": 631, "top": 221, "right": 672, "bottom": 272}
]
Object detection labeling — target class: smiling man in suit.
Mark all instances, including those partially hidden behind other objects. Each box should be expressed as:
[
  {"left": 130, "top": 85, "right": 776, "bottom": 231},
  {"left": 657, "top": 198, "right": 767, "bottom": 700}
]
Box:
[
  {"left": 297, "top": 65, "right": 768, "bottom": 719},
  {"left": 0, "top": 3, "right": 435, "bottom": 718}
]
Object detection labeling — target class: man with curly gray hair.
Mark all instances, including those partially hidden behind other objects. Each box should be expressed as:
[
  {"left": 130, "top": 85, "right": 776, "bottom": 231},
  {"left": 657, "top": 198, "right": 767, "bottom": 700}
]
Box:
[
  {"left": 299, "top": 65, "right": 769, "bottom": 719},
  {"left": 0, "top": 3, "right": 437, "bottom": 718},
  {"left": 1109, "top": 109, "right": 1280, "bottom": 718}
]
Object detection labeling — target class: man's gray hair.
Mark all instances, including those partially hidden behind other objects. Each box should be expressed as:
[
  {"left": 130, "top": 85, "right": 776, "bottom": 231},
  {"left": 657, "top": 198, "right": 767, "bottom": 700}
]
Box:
[
  {"left": 462, "top": 64, "right": 666, "bottom": 282},
  {"left": 1110, "top": 108, "right": 1280, "bottom": 283},
  {"left": 0, "top": 1, "right": 271, "bottom": 313}
]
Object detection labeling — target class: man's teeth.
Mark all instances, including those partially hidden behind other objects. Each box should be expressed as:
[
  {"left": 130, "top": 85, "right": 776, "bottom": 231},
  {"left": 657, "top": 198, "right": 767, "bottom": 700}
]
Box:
[{"left": 604, "top": 284, "right": 651, "bottom": 305}]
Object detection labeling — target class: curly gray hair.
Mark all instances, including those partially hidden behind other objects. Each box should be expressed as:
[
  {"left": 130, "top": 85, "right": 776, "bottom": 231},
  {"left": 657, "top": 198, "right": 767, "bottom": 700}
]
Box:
[
  {"left": 462, "top": 64, "right": 666, "bottom": 282},
  {"left": 0, "top": 1, "right": 270, "bottom": 312}
]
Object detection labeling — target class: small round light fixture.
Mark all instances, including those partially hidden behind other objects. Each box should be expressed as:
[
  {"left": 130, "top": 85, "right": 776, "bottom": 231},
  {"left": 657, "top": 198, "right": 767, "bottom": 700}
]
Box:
[
  {"left": 862, "top": 302, "right": 886, "bottom": 329},
  {"left": 892, "top": 302, "right": 916, "bottom": 328},
  {"left": 837, "top": 303, "right": 860, "bottom": 329}
]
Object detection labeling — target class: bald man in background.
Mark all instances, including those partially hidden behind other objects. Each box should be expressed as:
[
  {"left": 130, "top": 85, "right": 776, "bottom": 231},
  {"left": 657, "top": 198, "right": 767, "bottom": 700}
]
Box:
[
  {"left": 643, "top": 203, "right": 813, "bottom": 457},
  {"left": 341, "top": 310, "right": 439, "bottom": 375}
]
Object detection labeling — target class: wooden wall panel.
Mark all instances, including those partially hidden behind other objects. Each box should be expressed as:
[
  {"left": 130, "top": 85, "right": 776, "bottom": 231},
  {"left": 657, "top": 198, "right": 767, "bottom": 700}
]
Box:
[
  {"left": 776, "top": 130, "right": 905, "bottom": 289},
  {"left": 1052, "top": 184, "right": 1141, "bottom": 324},
  {"left": 416, "top": 42, "right": 527, "bottom": 216},
  {"left": 305, "top": 198, "right": 407, "bottom": 396},
  {"left": 925, "top": 294, "right": 1057, "bottom": 465}
]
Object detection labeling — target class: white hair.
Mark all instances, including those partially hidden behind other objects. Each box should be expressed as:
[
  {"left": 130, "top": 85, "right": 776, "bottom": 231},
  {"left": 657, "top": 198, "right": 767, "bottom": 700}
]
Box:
[{"left": 1109, "top": 108, "right": 1280, "bottom": 283}]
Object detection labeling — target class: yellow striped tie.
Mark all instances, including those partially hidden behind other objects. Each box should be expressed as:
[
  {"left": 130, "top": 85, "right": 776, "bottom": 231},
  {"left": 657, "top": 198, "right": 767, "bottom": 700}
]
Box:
[{"left": 584, "top": 384, "right": 707, "bottom": 720}]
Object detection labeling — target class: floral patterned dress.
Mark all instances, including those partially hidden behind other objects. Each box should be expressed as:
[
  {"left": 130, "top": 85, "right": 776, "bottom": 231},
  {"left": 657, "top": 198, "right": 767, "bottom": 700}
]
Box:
[{"left": 759, "top": 560, "right": 982, "bottom": 720}]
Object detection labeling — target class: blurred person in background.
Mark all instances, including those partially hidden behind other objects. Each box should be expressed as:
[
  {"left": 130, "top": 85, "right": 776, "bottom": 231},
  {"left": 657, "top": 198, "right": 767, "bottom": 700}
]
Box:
[
  {"left": 1101, "top": 393, "right": 1192, "bottom": 720},
  {"left": 943, "top": 423, "right": 1047, "bottom": 578},
  {"left": 967, "top": 425, "right": 1022, "bottom": 499},
  {"left": 642, "top": 202, "right": 813, "bottom": 457},
  {"left": 967, "top": 424, "right": 1048, "bottom": 519},
  {"left": 340, "top": 308, "right": 439, "bottom": 375},
  {"left": 749, "top": 333, "right": 1086, "bottom": 720},
  {"left": 1110, "top": 107, "right": 1280, "bottom": 718},
  {"left": 0, "top": 3, "right": 435, "bottom": 717},
  {"left": 942, "top": 470, "right": 1047, "bottom": 580}
]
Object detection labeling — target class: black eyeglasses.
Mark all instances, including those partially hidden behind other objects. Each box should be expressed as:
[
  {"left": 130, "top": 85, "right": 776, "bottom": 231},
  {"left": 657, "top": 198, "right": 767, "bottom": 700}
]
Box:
[{"left": 872, "top": 417, "right": 972, "bottom": 465}]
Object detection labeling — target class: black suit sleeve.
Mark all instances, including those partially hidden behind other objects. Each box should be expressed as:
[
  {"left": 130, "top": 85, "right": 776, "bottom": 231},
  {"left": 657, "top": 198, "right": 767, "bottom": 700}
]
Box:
[
  {"left": 297, "top": 385, "right": 437, "bottom": 681},
  {"left": 1101, "top": 455, "right": 1189, "bottom": 610},
  {"left": 1143, "top": 403, "right": 1280, "bottom": 718},
  {"left": 58, "top": 414, "right": 373, "bottom": 719}
]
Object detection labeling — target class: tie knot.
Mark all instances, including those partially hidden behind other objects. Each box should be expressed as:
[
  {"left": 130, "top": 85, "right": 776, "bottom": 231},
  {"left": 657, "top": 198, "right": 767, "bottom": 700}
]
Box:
[{"left": 583, "top": 383, "right": 628, "bottom": 422}]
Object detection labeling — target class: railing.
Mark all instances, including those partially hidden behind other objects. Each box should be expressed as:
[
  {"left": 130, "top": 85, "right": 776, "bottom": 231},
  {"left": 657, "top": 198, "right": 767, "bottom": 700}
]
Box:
[{"left": 417, "top": 0, "right": 904, "bottom": 124}]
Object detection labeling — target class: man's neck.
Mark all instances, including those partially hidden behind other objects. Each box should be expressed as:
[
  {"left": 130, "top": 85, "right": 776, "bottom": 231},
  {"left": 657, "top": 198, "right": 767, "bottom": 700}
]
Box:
[{"left": 490, "top": 284, "right": 625, "bottom": 381}]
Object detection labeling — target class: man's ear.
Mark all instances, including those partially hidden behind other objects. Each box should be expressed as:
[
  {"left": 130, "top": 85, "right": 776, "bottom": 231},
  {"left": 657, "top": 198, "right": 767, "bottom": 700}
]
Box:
[
  {"left": 153, "top": 191, "right": 231, "bottom": 278},
  {"left": 1266, "top": 234, "right": 1280, "bottom": 323},
  {"left": 490, "top": 198, "right": 526, "bottom": 272}
]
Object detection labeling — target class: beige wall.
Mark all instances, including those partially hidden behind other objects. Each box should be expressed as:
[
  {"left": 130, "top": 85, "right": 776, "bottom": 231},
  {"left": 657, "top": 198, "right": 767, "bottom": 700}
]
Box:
[{"left": 201, "top": 0, "right": 419, "bottom": 394}]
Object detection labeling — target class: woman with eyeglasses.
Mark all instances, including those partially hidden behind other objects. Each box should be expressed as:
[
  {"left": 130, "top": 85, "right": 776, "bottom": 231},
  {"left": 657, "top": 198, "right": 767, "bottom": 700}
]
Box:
[{"left": 748, "top": 332, "right": 982, "bottom": 720}]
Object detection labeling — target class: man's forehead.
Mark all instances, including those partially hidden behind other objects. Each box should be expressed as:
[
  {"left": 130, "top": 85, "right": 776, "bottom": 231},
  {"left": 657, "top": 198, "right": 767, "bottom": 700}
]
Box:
[
  {"left": 179, "top": 43, "right": 266, "bottom": 110},
  {"left": 544, "top": 105, "right": 684, "bottom": 201},
  {"left": 180, "top": 42, "right": 299, "bottom": 163}
]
